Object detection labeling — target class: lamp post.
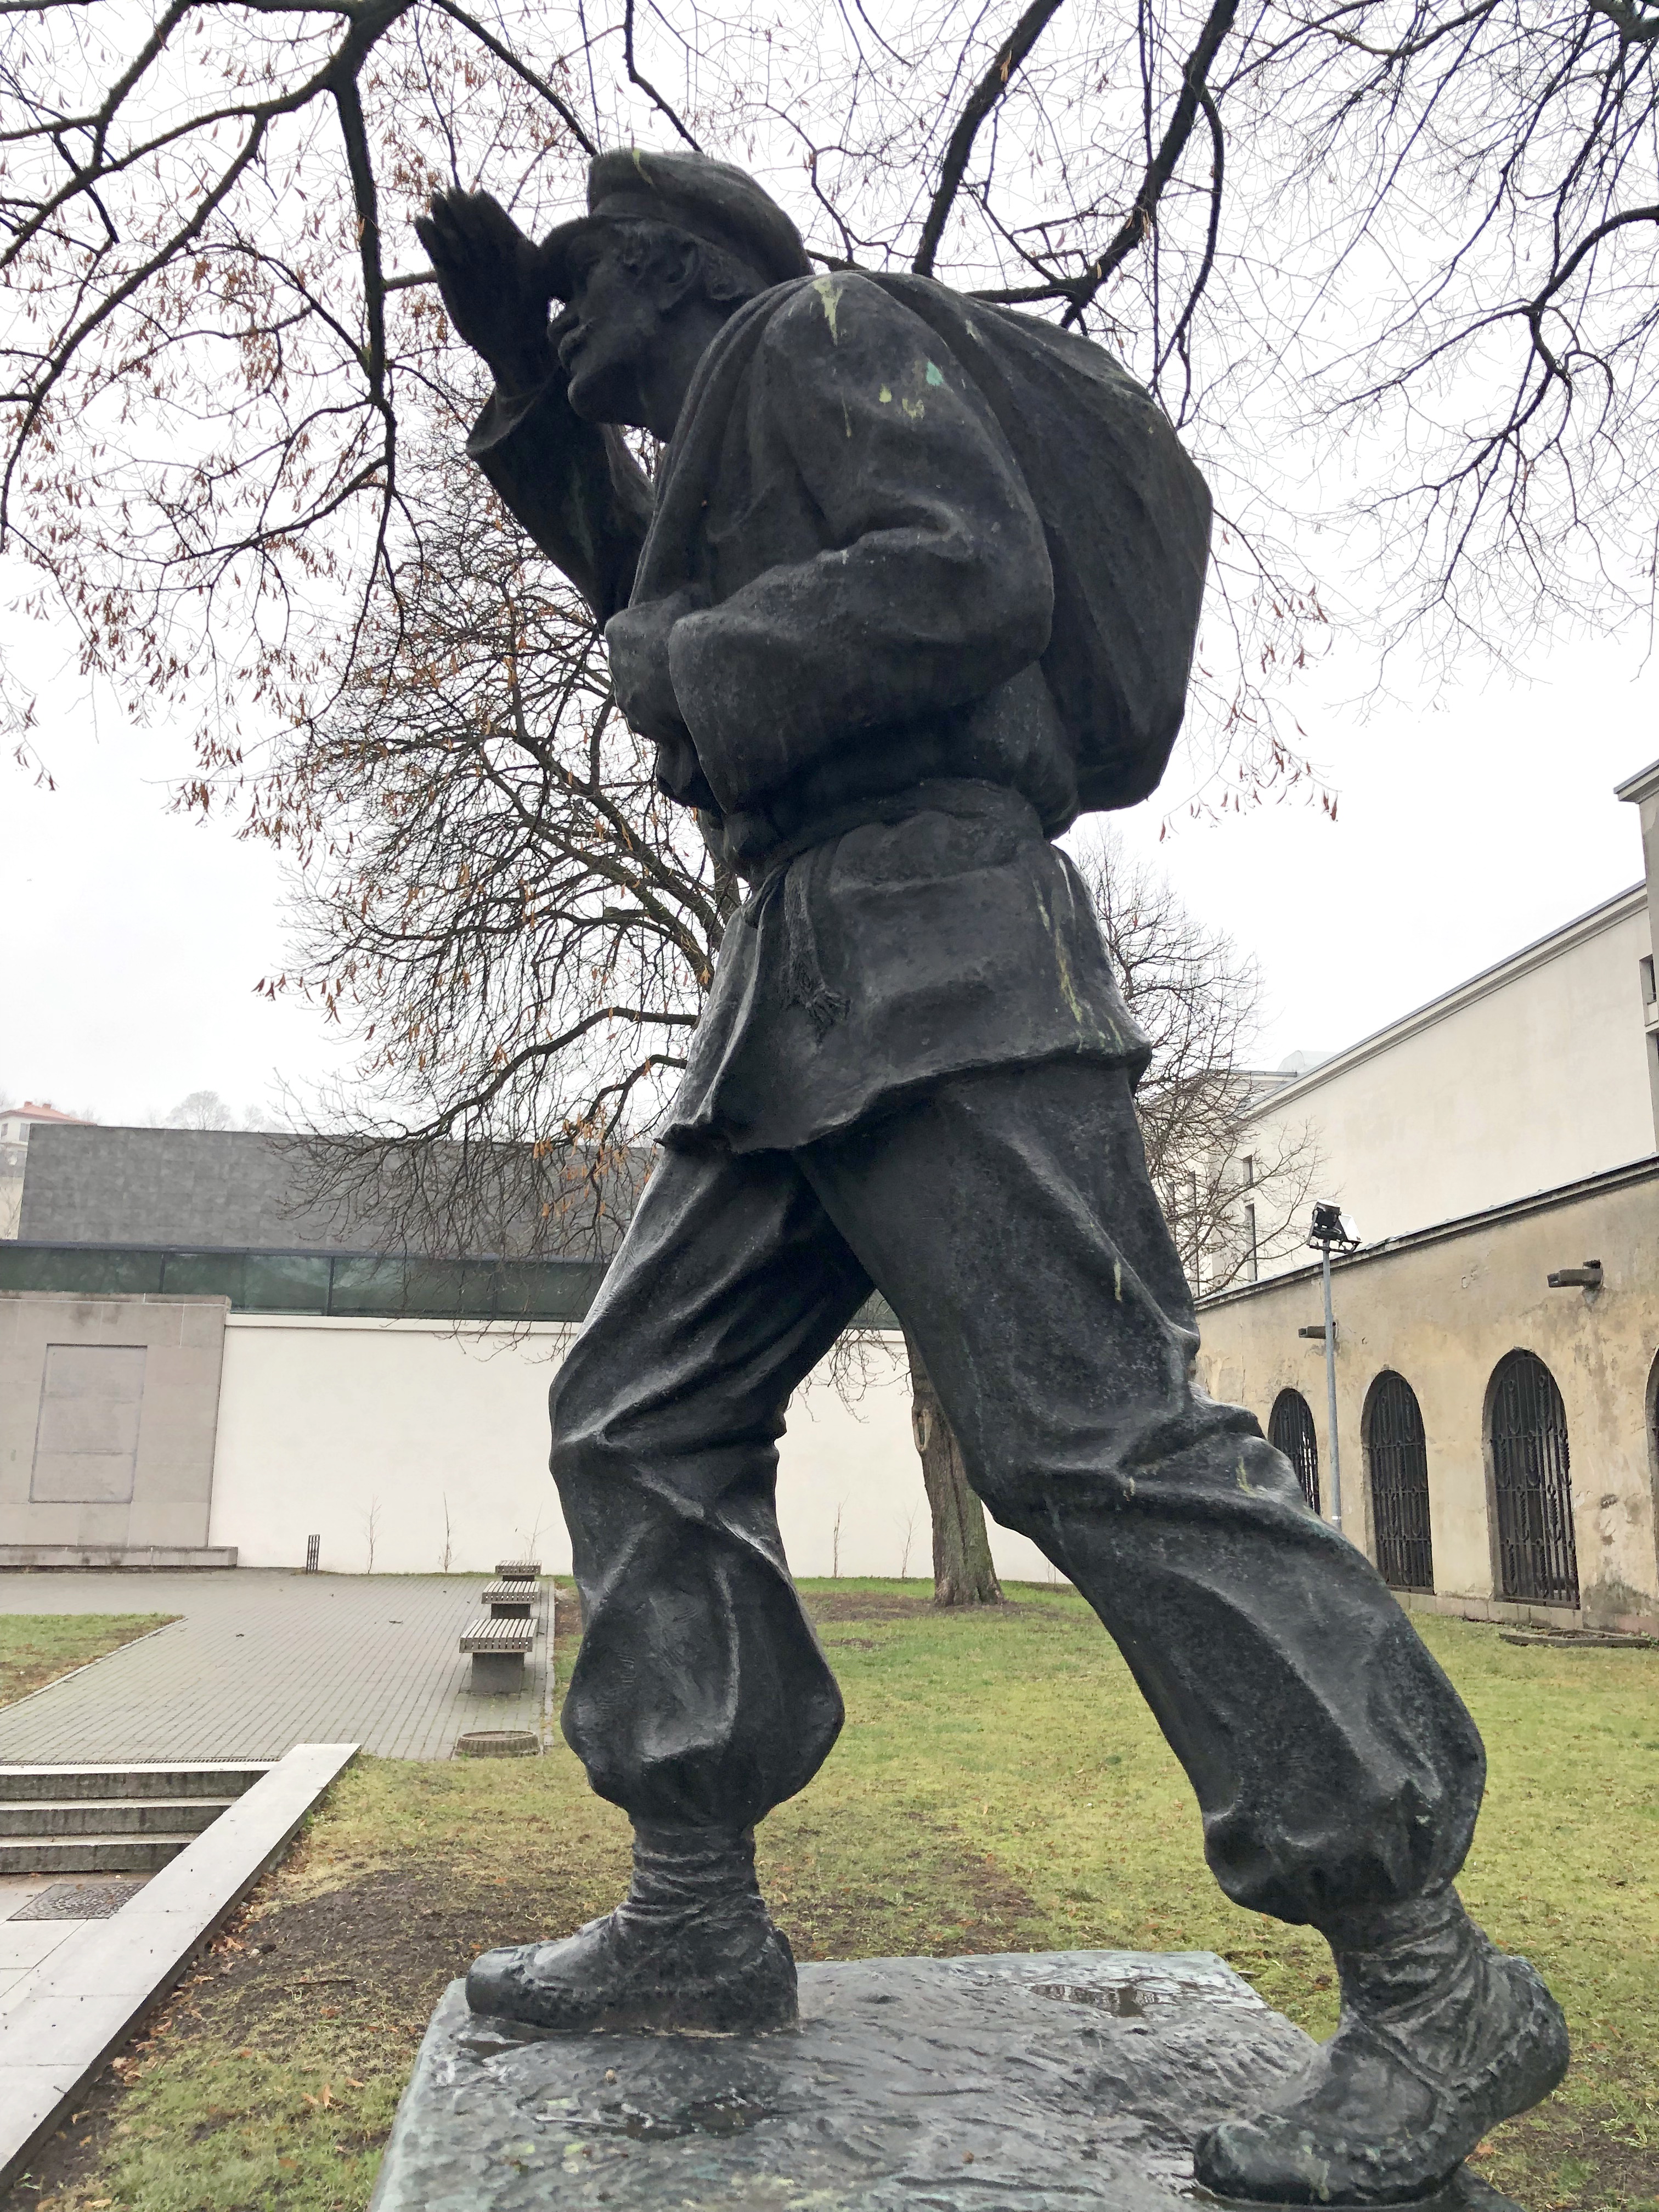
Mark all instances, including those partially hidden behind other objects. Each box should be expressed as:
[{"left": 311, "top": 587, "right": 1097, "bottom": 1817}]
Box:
[{"left": 1306, "top": 1201, "right": 1360, "bottom": 1532}]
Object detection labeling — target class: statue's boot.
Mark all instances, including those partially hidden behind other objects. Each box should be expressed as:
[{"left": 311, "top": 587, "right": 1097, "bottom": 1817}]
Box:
[
  {"left": 466, "top": 1821, "right": 797, "bottom": 2033},
  {"left": 1193, "top": 1891, "right": 1568, "bottom": 2205}
]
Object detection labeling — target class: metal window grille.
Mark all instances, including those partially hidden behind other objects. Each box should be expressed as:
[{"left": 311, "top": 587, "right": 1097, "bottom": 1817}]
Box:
[
  {"left": 1488, "top": 1351, "right": 1579, "bottom": 1607},
  {"left": 1365, "top": 1372, "right": 1435, "bottom": 1592},
  {"left": 1268, "top": 1388, "right": 1321, "bottom": 1516},
  {"left": 304, "top": 1533, "right": 320, "bottom": 1573}
]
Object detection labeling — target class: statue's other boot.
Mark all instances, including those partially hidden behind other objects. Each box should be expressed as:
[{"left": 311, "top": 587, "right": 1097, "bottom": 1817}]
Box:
[
  {"left": 466, "top": 1821, "right": 797, "bottom": 2033},
  {"left": 1193, "top": 1890, "right": 1568, "bottom": 2206}
]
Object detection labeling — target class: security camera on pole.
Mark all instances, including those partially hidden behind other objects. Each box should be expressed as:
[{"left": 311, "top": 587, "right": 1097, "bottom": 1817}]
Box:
[{"left": 1307, "top": 1200, "right": 1361, "bottom": 1531}]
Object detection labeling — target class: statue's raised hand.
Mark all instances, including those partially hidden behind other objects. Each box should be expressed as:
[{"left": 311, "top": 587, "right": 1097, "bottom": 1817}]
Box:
[{"left": 415, "top": 189, "right": 553, "bottom": 393}]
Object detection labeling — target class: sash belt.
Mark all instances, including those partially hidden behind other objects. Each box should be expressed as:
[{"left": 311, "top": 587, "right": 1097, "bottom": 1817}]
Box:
[{"left": 740, "top": 777, "right": 1039, "bottom": 1040}]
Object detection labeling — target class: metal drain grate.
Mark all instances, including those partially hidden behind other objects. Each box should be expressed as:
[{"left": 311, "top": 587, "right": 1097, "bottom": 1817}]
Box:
[{"left": 10, "top": 1878, "right": 148, "bottom": 1921}]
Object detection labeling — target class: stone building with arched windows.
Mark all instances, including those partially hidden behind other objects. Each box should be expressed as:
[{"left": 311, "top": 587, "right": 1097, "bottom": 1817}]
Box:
[{"left": 1195, "top": 754, "right": 1659, "bottom": 1636}]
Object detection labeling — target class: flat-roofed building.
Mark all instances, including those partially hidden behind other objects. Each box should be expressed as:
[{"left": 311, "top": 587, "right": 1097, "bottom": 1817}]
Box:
[
  {"left": 1, "top": 1126, "right": 1060, "bottom": 1586},
  {"left": 1197, "top": 756, "right": 1659, "bottom": 1634}
]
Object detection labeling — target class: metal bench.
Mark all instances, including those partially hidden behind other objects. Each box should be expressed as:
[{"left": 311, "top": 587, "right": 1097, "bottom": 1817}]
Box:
[
  {"left": 495, "top": 1559, "right": 541, "bottom": 1580},
  {"left": 482, "top": 1577, "right": 539, "bottom": 1621},
  {"left": 460, "top": 1615, "right": 534, "bottom": 1695}
]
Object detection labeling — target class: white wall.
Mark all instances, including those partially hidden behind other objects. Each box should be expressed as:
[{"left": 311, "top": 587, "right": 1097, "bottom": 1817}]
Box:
[
  {"left": 1246, "top": 890, "right": 1654, "bottom": 1271},
  {"left": 208, "top": 1313, "right": 1059, "bottom": 1584}
]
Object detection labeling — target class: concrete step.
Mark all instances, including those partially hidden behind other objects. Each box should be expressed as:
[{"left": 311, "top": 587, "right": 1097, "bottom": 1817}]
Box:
[
  {"left": 0, "top": 1764, "right": 270, "bottom": 1802},
  {"left": 0, "top": 1545, "right": 238, "bottom": 1570},
  {"left": 0, "top": 1798, "right": 234, "bottom": 1839},
  {"left": 0, "top": 1743, "right": 359, "bottom": 2194},
  {"left": 0, "top": 1833, "right": 199, "bottom": 1875}
]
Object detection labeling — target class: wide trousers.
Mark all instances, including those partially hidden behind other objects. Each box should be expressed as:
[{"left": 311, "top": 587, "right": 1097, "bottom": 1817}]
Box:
[{"left": 550, "top": 1059, "right": 1486, "bottom": 1931}]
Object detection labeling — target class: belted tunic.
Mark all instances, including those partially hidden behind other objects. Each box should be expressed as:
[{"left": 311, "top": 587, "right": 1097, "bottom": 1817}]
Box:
[{"left": 468, "top": 270, "right": 1148, "bottom": 1152}]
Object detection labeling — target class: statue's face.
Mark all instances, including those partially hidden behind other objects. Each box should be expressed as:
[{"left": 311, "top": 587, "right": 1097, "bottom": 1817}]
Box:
[{"left": 555, "top": 243, "right": 664, "bottom": 428}]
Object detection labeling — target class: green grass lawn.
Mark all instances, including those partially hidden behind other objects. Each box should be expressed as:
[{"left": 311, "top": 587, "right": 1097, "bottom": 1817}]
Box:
[
  {"left": 0, "top": 1613, "right": 177, "bottom": 1708},
  {"left": 20, "top": 1586, "right": 1659, "bottom": 2212}
]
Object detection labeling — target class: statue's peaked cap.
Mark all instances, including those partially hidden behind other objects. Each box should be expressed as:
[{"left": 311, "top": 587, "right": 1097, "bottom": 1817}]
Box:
[{"left": 539, "top": 148, "right": 812, "bottom": 299}]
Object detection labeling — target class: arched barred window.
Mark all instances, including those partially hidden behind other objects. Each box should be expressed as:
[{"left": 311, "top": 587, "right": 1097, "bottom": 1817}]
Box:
[
  {"left": 1268, "top": 1388, "right": 1321, "bottom": 1515},
  {"left": 1487, "top": 1351, "right": 1578, "bottom": 1607},
  {"left": 1363, "top": 1371, "right": 1434, "bottom": 1593}
]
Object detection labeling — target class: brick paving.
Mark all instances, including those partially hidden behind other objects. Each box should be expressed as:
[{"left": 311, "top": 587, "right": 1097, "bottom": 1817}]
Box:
[{"left": 0, "top": 1573, "right": 553, "bottom": 1762}]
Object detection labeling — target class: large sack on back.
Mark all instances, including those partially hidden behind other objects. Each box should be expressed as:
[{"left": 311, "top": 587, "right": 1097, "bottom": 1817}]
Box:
[{"left": 873, "top": 274, "right": 1211, "bottom": 815}]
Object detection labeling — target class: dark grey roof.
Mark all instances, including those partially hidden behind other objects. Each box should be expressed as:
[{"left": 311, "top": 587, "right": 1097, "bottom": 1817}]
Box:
[{"left": 16, "top": 1125, "right": 650, "bottom": 1262}]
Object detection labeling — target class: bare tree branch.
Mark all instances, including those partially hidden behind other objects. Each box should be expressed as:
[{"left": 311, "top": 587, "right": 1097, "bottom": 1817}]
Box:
[
  {"left": 1061, "top": 0, "right": 1241, "bottom": 328},
  {"left": 623, "top": 0, "right": 702, "bottom": 150},
  {"left": 912, "top": 0, "right": 1069, "bottom": 278},
  {"left": 428, "top": 0, "right": 600, "bottom": 157},
  {"left": 1070, "top": 829, "right": 1320, "bottom": 1291}
]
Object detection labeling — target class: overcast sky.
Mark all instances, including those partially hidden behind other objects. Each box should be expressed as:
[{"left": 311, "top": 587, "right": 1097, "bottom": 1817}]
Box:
[
  {"left": 3, "top": 588, "right": 1651, "bottom": 1128},
  {"left": 1108, "top": 623, "right": 1656, "bottom": 1070},
  {"left": 6, "top": 0, "right": 1655, "bottom": 1136},
  {"left": 1, "top": 586, "right": 354, "bottom": 1128}
]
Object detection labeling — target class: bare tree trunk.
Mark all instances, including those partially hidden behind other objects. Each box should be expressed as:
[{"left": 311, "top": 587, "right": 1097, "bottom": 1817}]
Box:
[{"left": 903, "top": 1330, "right": 1003, "bottom": 1608}]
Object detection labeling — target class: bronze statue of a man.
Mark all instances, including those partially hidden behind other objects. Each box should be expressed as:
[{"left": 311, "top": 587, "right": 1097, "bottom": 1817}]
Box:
[{"left": 416, "top": 149, "right": 1566, "bottom": 2207}]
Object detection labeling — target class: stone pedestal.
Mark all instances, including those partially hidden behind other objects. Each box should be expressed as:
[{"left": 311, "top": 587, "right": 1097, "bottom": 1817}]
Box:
[
  {"left": 370, "top": 1948, "right": 1519, "bottom": 2212},
  {"left": 467, "top": 1652, "right": 528, "bottom": 1696}
]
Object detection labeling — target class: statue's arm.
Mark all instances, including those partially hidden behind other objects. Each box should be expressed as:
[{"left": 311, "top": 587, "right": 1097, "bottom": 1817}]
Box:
[
  {"left": 415, "top": 189, "right": 652, "bottom": 624},
  {"left": 656, "top": 276, "right": 1054, "bottom": 814},
  {"left": 467, "top": 390, "right": 653, "bottom": 626}
]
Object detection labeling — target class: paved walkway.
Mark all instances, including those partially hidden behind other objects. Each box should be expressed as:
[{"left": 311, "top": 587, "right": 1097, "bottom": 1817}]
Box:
[
  {"left": 0, "top": 1745, "right": 359, "bottom": 2191},
  {"left": 0, "top": 1872, "right": 89, "bottom": 2015},
  {"left": 0, "top": 1573, "right": 552, "bottom": 1762}
]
